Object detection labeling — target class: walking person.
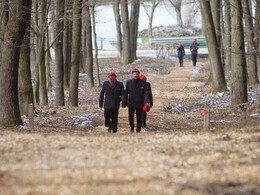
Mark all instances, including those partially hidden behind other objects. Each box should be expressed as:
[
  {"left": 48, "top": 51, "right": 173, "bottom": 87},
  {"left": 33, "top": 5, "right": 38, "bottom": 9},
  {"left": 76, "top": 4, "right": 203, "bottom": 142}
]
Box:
[
  {"left": 190, "top": 38, "right": 199, "bottom": 67},
  {"left": 99, "top": 72, "right": 124, "bottom": 133},
  {"left": 123, "top": 68, "right": 149, "bottom": 133},
  {"left": 140, "top": 75, "right": 153, "bottom": 129},
  {"left": 177, "top": 42, "right": 185, "bottom": 67}
]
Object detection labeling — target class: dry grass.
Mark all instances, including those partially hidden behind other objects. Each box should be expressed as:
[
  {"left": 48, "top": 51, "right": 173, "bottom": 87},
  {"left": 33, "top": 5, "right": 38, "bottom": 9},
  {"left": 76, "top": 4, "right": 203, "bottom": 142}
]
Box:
[{"left": 0, "top": 56, "right": 259, "bottom": 195}]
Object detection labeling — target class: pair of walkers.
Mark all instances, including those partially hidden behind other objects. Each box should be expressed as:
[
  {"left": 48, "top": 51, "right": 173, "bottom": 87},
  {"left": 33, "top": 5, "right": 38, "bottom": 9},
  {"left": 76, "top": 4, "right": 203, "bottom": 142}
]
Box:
[
  {"left": 176, "top": 38, "right": 199, "bottom": 67},
  {"left": 99, "top": 68, "right": 153, "bottom": 133}
]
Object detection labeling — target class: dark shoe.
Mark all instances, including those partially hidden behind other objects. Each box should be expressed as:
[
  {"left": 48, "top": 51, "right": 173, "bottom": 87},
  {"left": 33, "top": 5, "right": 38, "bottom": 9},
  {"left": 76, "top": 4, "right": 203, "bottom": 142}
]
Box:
[
  {"left": 141, "top": 125, "right": 146, "bottom": 128},
  {"left": 136, "top": 129, "right": 141, "bottom": 133},
  {"left": 108, "top": 128, "right": 111, "bottom": 133},
  {"left": 113, "top": 130, "right": 117, "bottom": 133},
  {"left": 130, "top": 128, "right": 134, "bottom": 133}
]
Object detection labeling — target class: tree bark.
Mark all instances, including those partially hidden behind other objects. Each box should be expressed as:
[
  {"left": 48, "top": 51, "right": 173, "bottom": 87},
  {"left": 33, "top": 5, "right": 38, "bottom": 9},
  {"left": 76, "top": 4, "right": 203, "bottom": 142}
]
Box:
[
  {"left": 63, "top": 0, "right": 73, "bottom": 90},
  {"left": 0, "top": 0, "right": 32, "bottom": 127},
  {"left": 255, "top": 0, "right": 260, "bottom": 56},
  {"left": 224, "top": 0, "right": 231, "bottom": 70},
  {"left": 0, "top": 0, "right": 9, "bottom": 60},
  {"left": 113, "top": 0, "right": 122, "bottom": 60},
  {"left": 69, "top": 0, "right": 82, "bottom": 107},
  {"left": 120, "top": 0, "right": 131, "bottom": 64},
  {"left": 231, "top": 0, "right": 248, "bottom": 104},
  {"left": 45, "top": 28, "right": 52, "bottom": 93},
  {"left": 130, "top": 0, "right": 140, "bottom": 61},
  {"left": 54, "top": 0, "right": 65, "bottom": 106},
  {"left": 242, "top": 0, "right": 259, "bottom": 85},
  {"left": 91, "top": 1, "right": 101, "bottom": 87},
  {"left": 198, "top": 0, "right": 226, "bottom": 92},
  {"left": 18, "top": 18, "right": 34, "bottom": 116},
  {"left": 85, "top": 0, "right": 94, "bottom": 87}
]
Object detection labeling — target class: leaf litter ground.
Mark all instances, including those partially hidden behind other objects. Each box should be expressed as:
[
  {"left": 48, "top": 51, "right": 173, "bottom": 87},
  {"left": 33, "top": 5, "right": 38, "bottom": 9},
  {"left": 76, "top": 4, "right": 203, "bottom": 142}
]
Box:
[{"left": 0, "top": 56, "right": 259, "bottom": 194}]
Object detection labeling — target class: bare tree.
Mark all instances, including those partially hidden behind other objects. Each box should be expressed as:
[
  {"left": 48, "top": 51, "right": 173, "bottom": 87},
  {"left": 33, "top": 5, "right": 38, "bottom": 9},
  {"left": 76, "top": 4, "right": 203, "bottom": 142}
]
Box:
[
  {"left": 231, "top": 0, "right": 248, "bottom": 104},
  {"left": 242, "top": 0, "right": 259, "bottom": 85},
  {"left": 130, "top": 0, "right": 140, "bottom": 61},
  {"left": 69, "top": 0, "right": 82, "bottom": 107},
  {"left": 142, "top": 0, "right": 162, "bottom": 40},
  {"left": 224, "top": 0, "right": 231, "bottom": 70},
  {"left": 113, "top": 0, "right": 122, "bottom": 60},
  {"left": 0, "top": 0, "right": 32, "bottom": 126},
  {"left": 168, "top": 0, "right": 183, "bottom": 27},
  {"left": 198, "top": 0, "right": 227, "bottom": 92}
]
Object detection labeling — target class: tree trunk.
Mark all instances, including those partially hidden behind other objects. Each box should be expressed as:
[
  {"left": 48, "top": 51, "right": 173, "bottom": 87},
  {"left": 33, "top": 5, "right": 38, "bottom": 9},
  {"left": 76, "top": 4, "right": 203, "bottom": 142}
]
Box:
[
  {"left": 45, "top": 28, "right": 52, "bottom": 92},
  {"left": 130, "top": 0, "right": 140, "bottom": 61},
  {"left": 175, "top": 6, "right": 183, "bottom": 27},
  {"left": 224, "top": 0, "right": 231, "bottom": 70},
  {"left": 63, "top": 0, "right": 72, "bottom": 90},
  {"left": 198, "top": 0, "right": 227, "bottom": 92},
  {"left": 120, "top": 0, "right": 131, "bottom": 64},
  {"left": 242, "top": 0, "right": 259, "bottom": 85},
  {"left": 0, "top": 0, "right": 32, "bottom": 127},
  {"left": 231, "top": 0, "right": 248, "bottom": 104},
  {"left": 0, "top": 0, "right": 9, "bottom": 60},
  {"left": 148, "top": 2, "right": 156, "bottom": 40},
  {"left": 255, "top": 0, "right": 260, "bottom": 56},
  {"left": 69, "top": 0, "right": 82, "bottom": 107},
  {"left": 18, "top": 19, "right": 34, "bottom": 116},
  {"left": 113, "top": 0, "right": 122, "bottom": 60},
  {"left": 91, "top": 1, "right": 101, "bottom": 87},
  {"left": 85, "top": 0, "right": 94, "bottom": 87},
  {"left": 54, "top": 0, "right": 65, "bottom": 106},
  {"left": 82, "top": 0, "right": 87, "bottom": 72}
]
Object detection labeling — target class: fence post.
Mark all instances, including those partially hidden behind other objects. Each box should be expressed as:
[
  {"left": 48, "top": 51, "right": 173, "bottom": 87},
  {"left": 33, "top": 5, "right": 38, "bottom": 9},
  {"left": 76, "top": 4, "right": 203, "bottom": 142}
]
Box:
[
  {"left": 203, "top": 108, "right": 210, "bottom": 130},
  {"left": 28, "top": 104, "right": 34, "bottom": 129}
]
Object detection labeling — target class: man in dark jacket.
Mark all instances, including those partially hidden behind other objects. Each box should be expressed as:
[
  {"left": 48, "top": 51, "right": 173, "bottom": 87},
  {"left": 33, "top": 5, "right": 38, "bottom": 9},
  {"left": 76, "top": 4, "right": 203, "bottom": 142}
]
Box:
[
  {"left": 177, "top": 42, "right": 185, "bottom": 67},
  {"left": 190, "top": 38, "right": 199, "bottom": 67},
  {"left": 99, "top": 72, "right": 124, "bottom": 133},
  {"left": 140, "top": 75, "right": 153, "bottom": 129},
  {"left": 123, "top": 68, "right": 149, "bottom": 133}
]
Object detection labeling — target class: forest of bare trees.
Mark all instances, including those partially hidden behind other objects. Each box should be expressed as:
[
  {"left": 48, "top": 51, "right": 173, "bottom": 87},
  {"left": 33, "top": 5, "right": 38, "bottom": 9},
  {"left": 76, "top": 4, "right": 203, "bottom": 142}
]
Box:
[{"left": 0, "top": 0, "right": 259, "bottom": 127}]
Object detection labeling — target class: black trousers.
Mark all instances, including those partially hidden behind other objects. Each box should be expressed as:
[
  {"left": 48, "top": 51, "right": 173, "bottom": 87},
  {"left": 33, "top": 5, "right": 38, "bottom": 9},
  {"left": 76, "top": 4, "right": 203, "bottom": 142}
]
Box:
[
  {"left": 192, "top": 53, "right": 197, "bottom": 66},
  {"left": 128, "top": 107, "right": 142, "bottom": 132},
  {"left": 104, "top": 108, "right": 119, "bottom": 132},
  {"left": 179, "top": 55, "right": 184, "bottom": 67},
  {"left": 141, "top": 112, "right": 147, "bottom": 127}
]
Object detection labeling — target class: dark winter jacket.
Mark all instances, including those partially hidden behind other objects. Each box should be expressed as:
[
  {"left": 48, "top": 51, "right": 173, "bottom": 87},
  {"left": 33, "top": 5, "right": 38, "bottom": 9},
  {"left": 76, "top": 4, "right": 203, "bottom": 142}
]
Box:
[
  {"left": 190, "top": 42, "right": 199, "bottom": 54},
  {"left": 99, "top": 80, "right": 124, "bottom": 109},
  {"left": 123, "top": 78, "right": 149, "bottom": 109},
  {"left": 146, "top": 82, "right": 153, "bottom": 107},
  {"left": 177, "top": 45, "right": 185, "bottom": 57}
]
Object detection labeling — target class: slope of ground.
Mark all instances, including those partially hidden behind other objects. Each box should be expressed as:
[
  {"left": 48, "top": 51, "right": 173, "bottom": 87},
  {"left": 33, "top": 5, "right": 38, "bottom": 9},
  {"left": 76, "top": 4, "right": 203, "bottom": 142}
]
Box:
[{"left": 0, "top": 55, "right": 259, "bottom": 195}]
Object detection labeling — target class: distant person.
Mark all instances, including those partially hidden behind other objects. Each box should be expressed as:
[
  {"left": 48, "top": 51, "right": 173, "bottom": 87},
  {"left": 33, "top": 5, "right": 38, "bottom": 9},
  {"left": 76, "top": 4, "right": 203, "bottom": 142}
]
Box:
[
  {"left": 190, "top": 38, "right": 199, "bottom": 67},
  {"left": 123, "top": 68, "right": 149, "bottom": 133},
  {"left": 140, "top": 75, "right": 153, "bottom": 129},
  {"left": 176, "top": 42, "right": 185, "bottom": 67},
  {"left": 99, "top": 72, "right": 124, "bottom": 133}
]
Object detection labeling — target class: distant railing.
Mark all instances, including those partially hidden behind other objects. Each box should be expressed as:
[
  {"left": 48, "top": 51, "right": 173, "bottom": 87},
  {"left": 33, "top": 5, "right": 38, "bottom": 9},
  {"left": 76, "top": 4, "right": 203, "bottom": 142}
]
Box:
[{"left": 149, "top": 37, "right": 206, "bottom": 46}]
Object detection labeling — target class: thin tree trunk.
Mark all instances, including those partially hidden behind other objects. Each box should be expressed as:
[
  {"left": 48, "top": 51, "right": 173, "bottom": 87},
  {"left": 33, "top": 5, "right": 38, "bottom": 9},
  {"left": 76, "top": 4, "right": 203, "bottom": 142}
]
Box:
[
  {"left": 69, "top": 0, "right": 82, "bottom": 107},
  {"left": 148, "top": 2, "right": 156, "bottom": 40},
  {"left": 120, "top": 0, "right": 131, "bottom": 64},
  {"left": 0, "top": 0, "right": 32, "bottom": 127},
  {"left": 130, "top": 0, "right": 140, "bottom": 61},
  {"left": 85, "top": 0, "right": 94, "bottom": 87},
  {"left": 175, "top": 6, "right": 183, "bottom": 27},
  {"left": 0, "top": 0, "right": 9, "bottom": 60},
  {"left": 255, "top": 0, "right": 260, "bottom": 56},
  {"left": 82, "top": 0, "right": 87, "bottom": 72},
  {"left": 113, "top": 0, "right": 122, "bottom": 60},
  {"left": 18, "top": 17, "right": 34, "bottom": 116},
  {"left": 231, "top": 0, "right": 248, "bottom": 104},
  {"left": 198, "top": 0, "right": 227, "bottom": 92},
  {"left": 224, "top": 0, "right": 231, "bottom": 70},
  {"left": 54, "top": 0, "right": 65, "bottom": 106},
  {"left": 242, "top": 0, "right": 259, "bottom": 85},
  {"left": 91, "top": 1, "right": 101, "bottom": 87},
  {"left": 45, "top": 28, "right": 52, "bottom": 92}
]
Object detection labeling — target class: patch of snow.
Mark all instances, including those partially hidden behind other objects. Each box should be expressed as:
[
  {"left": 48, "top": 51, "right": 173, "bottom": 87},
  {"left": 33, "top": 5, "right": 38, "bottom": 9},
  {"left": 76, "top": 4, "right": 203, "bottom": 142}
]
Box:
[
  {"left": 192, "top": 67, "right": 201, "bottom": 74},
  {"left": 250, "top": 113, "right": 259, "bottom": 117},
  {"left": 20, "top": 125, "right": 29, "bottom": 129}
]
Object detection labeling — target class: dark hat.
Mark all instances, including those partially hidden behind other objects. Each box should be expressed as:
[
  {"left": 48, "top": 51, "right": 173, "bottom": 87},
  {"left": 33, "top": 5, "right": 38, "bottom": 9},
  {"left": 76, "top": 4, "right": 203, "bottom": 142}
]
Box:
[
  {"left": 132, "top": 68, "right": 140, "bottom": 74},
  {"left": 108, "top": 72, "right": 117, "bottom": 79},
  {"left": 140, "top": 75, "right": 147, "bottom": 81}
]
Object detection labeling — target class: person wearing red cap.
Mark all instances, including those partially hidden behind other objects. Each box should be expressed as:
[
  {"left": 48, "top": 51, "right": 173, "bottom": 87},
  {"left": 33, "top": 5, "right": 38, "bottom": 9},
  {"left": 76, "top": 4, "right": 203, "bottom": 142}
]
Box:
[
  {"left": 99, "top": 72, "right": 124, "bottom": 133},
  {"left": 122, "top": 68, "right": 149, "bottom": 133},
  {"left": 176, "top": 42, "right": 185, "bottom": 67},
  {"left": 190, "top": 38, "right": 199, "bottom": 67},
  {"left": 140, "top": 75, "right": 153, "bottom": 129}
]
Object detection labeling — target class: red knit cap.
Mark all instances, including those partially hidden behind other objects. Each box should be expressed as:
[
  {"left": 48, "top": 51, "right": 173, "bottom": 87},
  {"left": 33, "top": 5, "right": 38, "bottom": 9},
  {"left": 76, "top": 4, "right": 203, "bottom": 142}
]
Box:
[
  {"left": 132, "top": 68, "right": 140, "bottom": 74},
  {"left": 108, "top": 72, "right": 117, "bottom": 79},
  {"left": 193, "top": 38, "right": 197, "bottom": 42},
  {"left": 179, "top": 42, "right": 182, "bottom": 45},
  {"left": 140, "top": 75, "right": 147, "bottom": 81}
]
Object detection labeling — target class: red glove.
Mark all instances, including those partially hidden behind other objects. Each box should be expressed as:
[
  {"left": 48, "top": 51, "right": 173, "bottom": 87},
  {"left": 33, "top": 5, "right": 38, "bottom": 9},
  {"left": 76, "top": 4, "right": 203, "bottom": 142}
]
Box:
[{"left": 142, "top": 104, "right": 150, "bottom": 113}]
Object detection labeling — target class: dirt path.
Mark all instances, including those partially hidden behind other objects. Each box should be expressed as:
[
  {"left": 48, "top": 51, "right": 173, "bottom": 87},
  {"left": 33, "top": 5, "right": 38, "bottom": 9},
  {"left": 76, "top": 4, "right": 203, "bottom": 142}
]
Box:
[{"left": 0, "top": 58, "right": 259, "bottom": 195}]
